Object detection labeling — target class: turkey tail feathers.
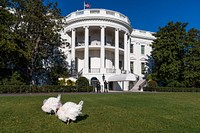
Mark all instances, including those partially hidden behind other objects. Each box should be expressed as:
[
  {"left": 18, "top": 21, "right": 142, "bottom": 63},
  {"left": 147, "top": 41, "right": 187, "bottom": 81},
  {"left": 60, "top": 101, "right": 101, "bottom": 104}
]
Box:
[
  {"left": 57, "top": 94, "right": 61, "bottom": 101},
  {"left": 79, "top": 100, "right": 84, "bottom": 106}
]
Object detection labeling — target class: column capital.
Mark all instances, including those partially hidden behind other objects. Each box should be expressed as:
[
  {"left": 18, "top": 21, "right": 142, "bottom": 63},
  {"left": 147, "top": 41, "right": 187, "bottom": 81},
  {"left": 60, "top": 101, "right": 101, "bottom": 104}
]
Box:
[
  {"left": 124, "top": 32, "right": 129, "bottom": 35},
  {"left": 83, "top": 26, "right": 89, "bottom": 29},
  {"left": 100, "top": 25, "right": 106, "bottom": 29},
  {"left": 71, "top": 28, "right": 76, "bottom": 31},
  {"left": 115, "top": 28, "right": 120, "bottom": 31}
]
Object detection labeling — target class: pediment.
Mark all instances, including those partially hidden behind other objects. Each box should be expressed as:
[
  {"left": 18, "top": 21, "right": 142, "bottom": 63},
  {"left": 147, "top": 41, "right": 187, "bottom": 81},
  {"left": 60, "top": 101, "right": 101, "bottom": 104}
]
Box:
[
  {"left": 140, "top": 57, "right": 146, "bottom": 61},
  {"left": 130, "top": 56, "right": 136, "bottom": 60}
]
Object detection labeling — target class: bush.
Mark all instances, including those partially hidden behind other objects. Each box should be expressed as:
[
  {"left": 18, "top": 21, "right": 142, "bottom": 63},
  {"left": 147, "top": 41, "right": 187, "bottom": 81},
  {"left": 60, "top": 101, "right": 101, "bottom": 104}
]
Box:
[
  {"left": 0, "top": 85, "right": 93, "bottom": 93},
  {"left": 2, "top": 72, "right": 26, "bottom": 85},
  {"left": 146, "top": 74, "right": 152, "bottom": 81},
  {"left": 57, "top": 79, "right": 66, "bottom": 85},
  {"left": 147, "top": 80, "right": 158, "bottom": 88},
  {"left": 167, "top": 81, "right": 186, "bottom": 87},
  {"left": 76, "top": 77, "right": 89, "bottom": 87},
  {"left": 67, "top": 80, "right": 75, "bottom": 86},
  {"left": 78, "top": 86, "right": 93, "bottom": 92},
  {"left": 143, "top": 87, "right": 200, "bottom": 92}
]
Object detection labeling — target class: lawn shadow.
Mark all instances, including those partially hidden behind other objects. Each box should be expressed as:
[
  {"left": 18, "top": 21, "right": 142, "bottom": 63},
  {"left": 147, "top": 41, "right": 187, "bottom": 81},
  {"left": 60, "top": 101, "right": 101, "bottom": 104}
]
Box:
[{"left": 74, "top": 114, "right": 89, "bottom": 123}]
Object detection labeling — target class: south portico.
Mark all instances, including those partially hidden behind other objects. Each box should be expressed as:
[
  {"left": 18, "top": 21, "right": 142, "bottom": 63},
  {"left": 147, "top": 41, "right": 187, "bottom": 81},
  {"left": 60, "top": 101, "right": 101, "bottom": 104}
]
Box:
[
  {"left": 61, "top": 9, "right": 155, "bottom": 91},
  {"left": 66, "top": 25, "right": 131, "bottom": 76}
]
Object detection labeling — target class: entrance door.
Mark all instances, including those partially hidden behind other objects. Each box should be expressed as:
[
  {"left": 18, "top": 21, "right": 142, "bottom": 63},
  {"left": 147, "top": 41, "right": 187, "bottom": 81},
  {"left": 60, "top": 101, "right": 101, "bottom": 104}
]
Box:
[{"left": 108, "top": 82, "right": 113, "bottom": 90}]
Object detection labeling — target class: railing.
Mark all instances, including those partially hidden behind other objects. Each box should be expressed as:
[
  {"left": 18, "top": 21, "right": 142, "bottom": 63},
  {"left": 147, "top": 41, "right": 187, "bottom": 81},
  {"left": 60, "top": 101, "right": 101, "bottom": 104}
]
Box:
[
  {"left": 89, "top": 68, "right": 100, "bottom": 73},
  {"left": 90, "top": 41, "right": 101, "bottom": 46},
  {"left": 139, "top": 80, "right": 147, "bottom": 91},
  {"left": 65, "top": 9, "right": 130, "bottom": 24},
  {"left": 76, "top": 11, "right": 84, "bottom": 16},
  {"left": 90, "top": 10, "right": 100, "bottom": 14},
  {"left": 105, "top": 42, "right": 115, "bottom": 47},
  {"left": 106, "top": 11, "right": 115, "bottom": 16},
  {"left": 75, "top": 40, "right": 124, "bottom": 48},
  {"left": 76, "top": 42, "right": 85, "bottom": 46},
  {"left": 77, "top": 68, "right": 83, "bottom": 77},
  {"left": 121, "top": 70, "right": 127, "bottom": 74},
  {"left": 106, "top": 68, "right": 116, "bottom": 73}
]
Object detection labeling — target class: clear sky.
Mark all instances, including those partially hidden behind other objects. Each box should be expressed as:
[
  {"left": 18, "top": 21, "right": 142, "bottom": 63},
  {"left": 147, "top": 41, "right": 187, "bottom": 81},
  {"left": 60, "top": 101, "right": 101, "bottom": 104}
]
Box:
[{"left": 49, "top": 0, "right": 200, "bottom": 32}]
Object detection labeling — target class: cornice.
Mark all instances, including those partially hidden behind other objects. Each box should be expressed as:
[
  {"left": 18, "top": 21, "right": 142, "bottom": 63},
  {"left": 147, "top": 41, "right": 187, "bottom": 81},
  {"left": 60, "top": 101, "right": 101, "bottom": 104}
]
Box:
[
  {"left": 131, "top": 34, "right": 156, "bottom": 40},
  {"left": 65, "top": 16, "right": 132, "bottom": 33}
]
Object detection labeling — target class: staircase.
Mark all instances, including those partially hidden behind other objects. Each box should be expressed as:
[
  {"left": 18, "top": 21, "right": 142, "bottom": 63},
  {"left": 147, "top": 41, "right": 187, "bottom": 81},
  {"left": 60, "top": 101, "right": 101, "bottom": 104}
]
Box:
[{"left": 130, "top": 79, "right": 146, "bottom": 92}]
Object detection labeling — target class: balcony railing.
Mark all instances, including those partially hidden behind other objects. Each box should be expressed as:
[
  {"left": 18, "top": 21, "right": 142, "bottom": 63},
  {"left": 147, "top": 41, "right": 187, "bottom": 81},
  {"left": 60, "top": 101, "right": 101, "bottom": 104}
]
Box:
[
  {"left": 106, "top": 68, "right": 116, "bottom": 73},
  {"left": 105, "top": 42, "right": 115, "bottom": 47},
  {"left": 65, "top": 9, "right": 131, "bottom": 24},
  {"left": 75, "top": 41, "right": 124, "bottom": 49},
  {"left": 89, "top": 68, "right": 100, "bottom": 73},
  {"left": 76, "top": 42, "right": 85, "bottom": 46}
]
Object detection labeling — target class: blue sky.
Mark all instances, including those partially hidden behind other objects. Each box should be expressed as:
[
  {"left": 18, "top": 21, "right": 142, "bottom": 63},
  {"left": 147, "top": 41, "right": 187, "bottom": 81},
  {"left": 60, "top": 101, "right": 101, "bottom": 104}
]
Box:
[{"left": 49, "top": 0, "right": 200, "bottom": 32}]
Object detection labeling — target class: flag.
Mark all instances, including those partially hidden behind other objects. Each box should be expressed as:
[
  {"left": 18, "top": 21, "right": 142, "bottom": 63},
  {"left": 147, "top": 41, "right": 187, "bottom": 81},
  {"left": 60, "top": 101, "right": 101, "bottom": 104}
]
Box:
[{"left": 84, "top": 3, "right": 91, "bottom": 8}]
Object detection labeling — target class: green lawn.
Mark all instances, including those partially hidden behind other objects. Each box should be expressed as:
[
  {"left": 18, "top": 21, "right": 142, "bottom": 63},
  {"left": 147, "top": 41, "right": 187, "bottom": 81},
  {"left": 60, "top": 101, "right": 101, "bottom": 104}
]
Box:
[{"left": 0, "top": 92, "right": 200, "bottom": 133}]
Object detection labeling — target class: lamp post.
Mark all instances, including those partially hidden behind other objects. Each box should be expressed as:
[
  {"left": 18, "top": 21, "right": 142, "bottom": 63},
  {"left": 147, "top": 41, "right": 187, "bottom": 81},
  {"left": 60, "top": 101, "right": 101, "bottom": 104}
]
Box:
[
  {"left": 102, "top": 74, "right": 105, "bottom": 92},
  {"left": 102, "top": 74, "right": 105, "bottom": 82},
  {"left": 144, "top": 67, "right": 148, "bottom": 79}
]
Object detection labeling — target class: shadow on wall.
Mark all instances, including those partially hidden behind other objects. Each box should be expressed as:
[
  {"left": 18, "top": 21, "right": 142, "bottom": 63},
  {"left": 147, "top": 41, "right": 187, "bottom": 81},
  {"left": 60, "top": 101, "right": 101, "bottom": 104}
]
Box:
[{"left": 111, "top": 81, "right": 122, "bottom": 91}]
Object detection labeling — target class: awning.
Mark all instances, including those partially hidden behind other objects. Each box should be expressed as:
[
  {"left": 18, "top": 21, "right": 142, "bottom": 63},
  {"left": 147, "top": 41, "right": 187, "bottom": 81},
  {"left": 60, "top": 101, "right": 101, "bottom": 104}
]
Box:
[{"left": 108, "top": 73, "right": 137, "bottom": 82}]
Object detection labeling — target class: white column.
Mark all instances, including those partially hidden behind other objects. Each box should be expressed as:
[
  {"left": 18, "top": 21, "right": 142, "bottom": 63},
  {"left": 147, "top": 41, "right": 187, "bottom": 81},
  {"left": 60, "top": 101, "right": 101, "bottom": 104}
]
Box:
[
  {"left": 127, "top": 36, "right": 131, "bottom": 73},
  {"left": 115, "top": 28, "right": 119, "bottom": 73},
  {"left": 124, "top": 32, "right": 128, "bottom": 73},
  {"left": 100, "top": 26, "right": 105, "bottom": 73},
  {"left": 71, "top": 29, "right": 76, "bottom": 62},
  {"left": 84, "top": 26, "right": 89, "bottom": 73}
]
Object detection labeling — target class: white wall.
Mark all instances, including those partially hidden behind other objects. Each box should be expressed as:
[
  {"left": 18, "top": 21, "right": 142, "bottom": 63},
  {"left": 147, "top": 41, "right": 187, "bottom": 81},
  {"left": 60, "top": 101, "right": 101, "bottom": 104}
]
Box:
[{"left": 60, "top": 9, "right": 156, "bottom": 91}]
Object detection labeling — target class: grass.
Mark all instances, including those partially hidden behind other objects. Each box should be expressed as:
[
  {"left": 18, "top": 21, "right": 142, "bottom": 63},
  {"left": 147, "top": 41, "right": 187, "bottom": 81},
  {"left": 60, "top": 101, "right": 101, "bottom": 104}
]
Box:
[{"left": 0, "top": 92, "right": 200, "bottom": 133}]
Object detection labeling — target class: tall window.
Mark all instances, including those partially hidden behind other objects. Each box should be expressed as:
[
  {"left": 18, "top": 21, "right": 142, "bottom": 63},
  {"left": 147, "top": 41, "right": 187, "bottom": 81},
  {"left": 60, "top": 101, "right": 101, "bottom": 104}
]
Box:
[
  {"left": 75, "top": 37, "right": 77, "bottom": 45},
  {"left": 141, "top": 62, "right": 145, "bottom": 74},
  {"left": 130, "top": 44, "right": 134, "bottom": 53},
  {"left": 89, "top": 57, "right": 91, "bottom": 69},
  {"left": 130, "top": 61, "right": 134, "bottom": 73},
  {"left": 119, "top": 61, "right": 123, "bottom": 70},
  {"left": 89, "top": 36, "right": 91, "bottom": 45},
  {"left": 141, "top": 45, "right": 145, "bottom": 55},
  {"left": 75, "top": 57, "right": 78, "bottom": 70}
]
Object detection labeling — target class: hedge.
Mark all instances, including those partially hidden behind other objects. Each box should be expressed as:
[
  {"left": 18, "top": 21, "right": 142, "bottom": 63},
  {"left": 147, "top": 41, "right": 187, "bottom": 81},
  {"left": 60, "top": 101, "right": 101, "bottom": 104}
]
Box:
[
  {"left": 0, "top": 85, "right": 94, "bottom": 93},
  {"left": 144, "top": 87, "right": 200, "bottom": 92}
]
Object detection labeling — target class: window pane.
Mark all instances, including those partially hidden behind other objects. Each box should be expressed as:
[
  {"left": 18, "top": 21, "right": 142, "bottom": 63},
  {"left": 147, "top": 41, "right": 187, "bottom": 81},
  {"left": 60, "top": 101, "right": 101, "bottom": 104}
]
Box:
[
  {"left": 130, "top": 44, "right": 134, "bottom": 53},
  {"left": 141, "top": 45, "right": 145, "bottom": 55},
  {"left": 141, "top": 62, "right": 145, "bottom": 74},
  {"left": 130, "top": 61, "right": 134, "bottom": 73}
]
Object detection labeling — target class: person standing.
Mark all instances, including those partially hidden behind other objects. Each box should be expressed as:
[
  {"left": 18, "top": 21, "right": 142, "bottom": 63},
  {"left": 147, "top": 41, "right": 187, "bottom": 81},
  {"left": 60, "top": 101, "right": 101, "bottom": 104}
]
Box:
[
  {"left": 96, "top": 80, "right": 101, "bottom": 93},
  {"left": 104, "top": 80, "right": 108, "bottom": 93}
]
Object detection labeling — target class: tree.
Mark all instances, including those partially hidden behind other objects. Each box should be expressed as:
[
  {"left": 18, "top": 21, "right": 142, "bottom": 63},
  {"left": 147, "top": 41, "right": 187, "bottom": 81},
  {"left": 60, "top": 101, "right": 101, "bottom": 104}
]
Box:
[
  {"left": 0, "top": 2, "right": 28, "bottom": 83},
  {"left": 151, "top": 22, "right": 188, "bottom": 87},
  {"left": 8, "top": 0, "right": 68, "bottom": 85},
  {"left": 183, "top": 28, "right": 200, "bottom": 87}
]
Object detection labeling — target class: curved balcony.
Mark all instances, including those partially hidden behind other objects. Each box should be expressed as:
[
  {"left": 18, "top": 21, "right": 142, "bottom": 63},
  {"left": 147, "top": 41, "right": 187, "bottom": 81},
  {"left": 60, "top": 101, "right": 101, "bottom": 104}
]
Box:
[{"left": 65, "top": 9, "right": 131, "bottom": 25}]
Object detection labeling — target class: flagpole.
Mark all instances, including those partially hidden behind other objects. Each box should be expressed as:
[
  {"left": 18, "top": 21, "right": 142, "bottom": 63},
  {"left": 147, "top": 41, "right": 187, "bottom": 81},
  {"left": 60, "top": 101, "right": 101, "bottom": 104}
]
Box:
[{"left": 84, "top": 1, "right": 85, "bottom": 10}]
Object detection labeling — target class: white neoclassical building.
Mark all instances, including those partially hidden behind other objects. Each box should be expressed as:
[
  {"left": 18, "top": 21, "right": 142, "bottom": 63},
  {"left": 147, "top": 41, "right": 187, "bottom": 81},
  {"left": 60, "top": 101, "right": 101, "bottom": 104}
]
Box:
[{"left": 61, "top": 9, "right": 155, "bottom": 91}]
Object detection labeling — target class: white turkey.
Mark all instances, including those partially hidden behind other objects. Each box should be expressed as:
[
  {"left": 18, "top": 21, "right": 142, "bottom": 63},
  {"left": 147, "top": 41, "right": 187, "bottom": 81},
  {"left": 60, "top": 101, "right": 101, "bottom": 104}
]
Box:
[
  {"left": 41, "top": 94, "right": 62, "bottom": 114},
  {"left": 56, "top": 100, "right": 84, "bottom": 124}
]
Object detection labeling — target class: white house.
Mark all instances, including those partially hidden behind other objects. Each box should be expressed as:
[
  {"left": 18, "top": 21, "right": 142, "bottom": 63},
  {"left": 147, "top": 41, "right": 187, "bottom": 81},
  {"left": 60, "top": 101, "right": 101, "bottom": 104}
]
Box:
[{"left": 60, "top": 9, "right": 155, "bottom": 91}]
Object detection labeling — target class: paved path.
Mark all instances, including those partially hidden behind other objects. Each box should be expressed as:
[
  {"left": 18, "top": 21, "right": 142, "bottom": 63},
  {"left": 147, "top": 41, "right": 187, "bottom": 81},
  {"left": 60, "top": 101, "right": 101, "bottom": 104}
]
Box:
[{"left": 0, "top": 90, "right": 137, "bottom": 97}]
